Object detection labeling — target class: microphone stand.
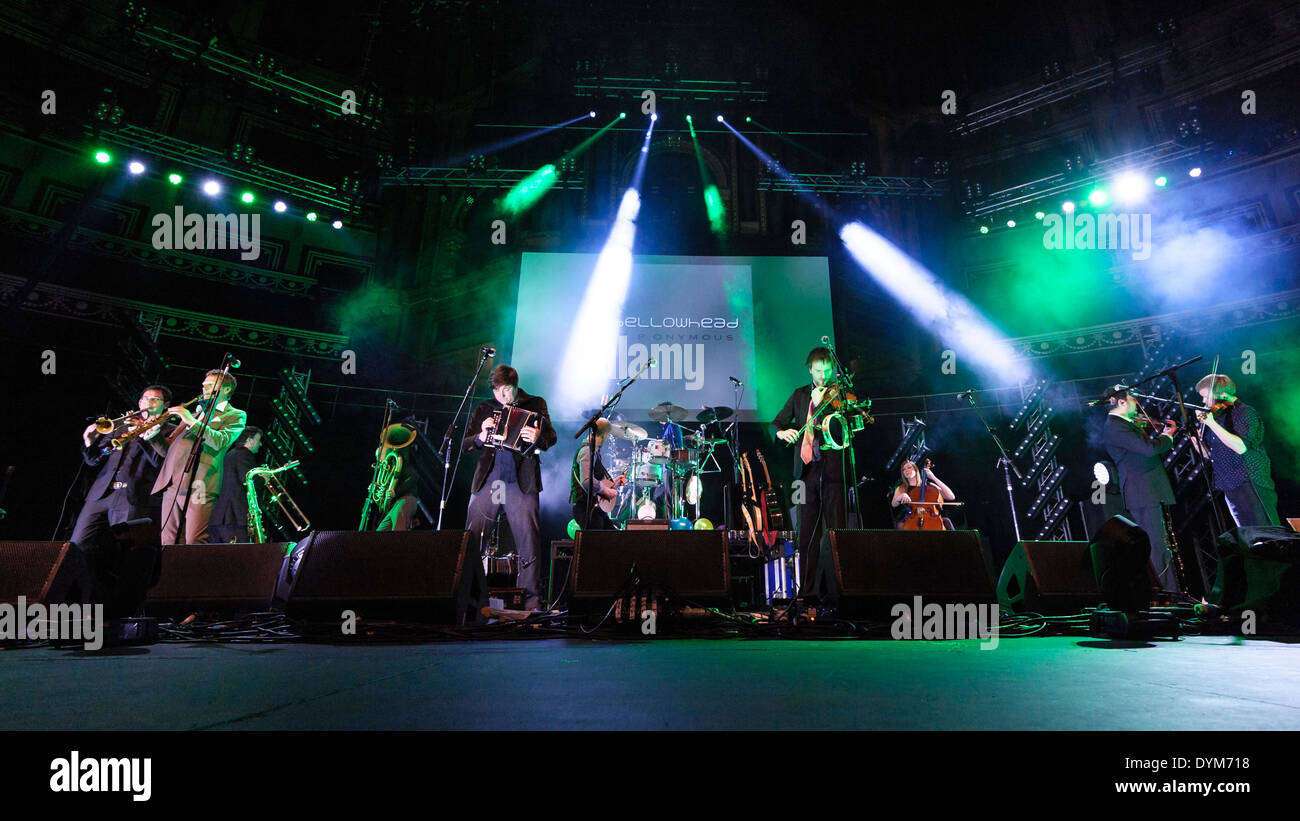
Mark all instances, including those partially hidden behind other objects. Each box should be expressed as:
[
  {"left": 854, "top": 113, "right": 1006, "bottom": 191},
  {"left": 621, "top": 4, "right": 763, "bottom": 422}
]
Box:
[
  {"left": 576, "top": 361, "right": 653, "bottom": 531},
  {"left": 725, "top": 380, "right": 744, "bottom": 530},
  {"left": 962, "top": 389, "right": 1023, "bottom": 543},
  {"left": 438, "top": 349, "right": 493, "bottom": 531},
  {"left": 173, "top": 356, "right": 235, "bottom": 543}
]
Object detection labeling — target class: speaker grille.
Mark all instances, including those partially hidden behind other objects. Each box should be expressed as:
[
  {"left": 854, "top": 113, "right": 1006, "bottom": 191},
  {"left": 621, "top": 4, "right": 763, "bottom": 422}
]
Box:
[{"left": 572, "top": 530, "right": 729, "bottom": 599}]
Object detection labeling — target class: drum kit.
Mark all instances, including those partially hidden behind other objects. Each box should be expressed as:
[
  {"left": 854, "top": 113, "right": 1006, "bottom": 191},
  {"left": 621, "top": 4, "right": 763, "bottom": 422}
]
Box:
[{"left": 602, "top": 402, "right": 733, "bottom": 525}]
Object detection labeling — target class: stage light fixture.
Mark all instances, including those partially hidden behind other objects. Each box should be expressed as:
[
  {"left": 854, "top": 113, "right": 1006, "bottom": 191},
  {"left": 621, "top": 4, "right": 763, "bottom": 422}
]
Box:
[
  {"left": 619, "top": 112, "right": 627, "bottom": 119},
  {"left": 1006, "top": 219, "right": 1016, "bottom": 228},
  {"left": 1062, "top": 200, "right": 1075, "bottom": 213},
  {"left": 94, "top": 151, "right": 111, "bottom": 164},
  {"left": 1154, "top": 175, "right": 1168, "bottom": 187},
  {"left": 168, "top": 173, "right": 182, "bottom": 185},
  {"left": 745, "top": 116, "right": 751, "bottom": 123},
  {"left": 273, "top": 200, "right": 287, "bottom": 213},
  {"left": 589, "top": 110, "right": 596, "bottom": 118},
  {"left": 1088, "top": 189, "right": 1108, "bottom": 206},
  {"left": 240, "top": 191, "right": 255, "bottom": 204},
  {"left": 650, "top": 113, "right": 657, "bottom": 121},
  {"left": 1093, "top": 461, "right": 1112, "bottom": 486},
  {"left": 202, "top": 180, "right": 222, "bottom": 196},
  {"left": 1189, "top": 167, "right": 1202, "bottom": 177},
  {"left": 306, "top": 212, "right": 318, "bottom": 221},
  {"left": 332, "top": 220, "right": 343, "bottom": 229},
  {"left": 716, "top": 115, "right": 724, "bottom": 122},
  {"left": 979, "top": 225, "right": 989, "bottom": 234},
  {"left": 1113, "top": 172, "right": 1148, "bottom": 205},
  {"left": 1035, "top": 211, "right": 1045, "bottom": 220},
  {"left": 686, "top": 114, "right": 692, "bottom": 122},
  {"left": 127, "top": 161, "right": 145, "bottom": 175}
]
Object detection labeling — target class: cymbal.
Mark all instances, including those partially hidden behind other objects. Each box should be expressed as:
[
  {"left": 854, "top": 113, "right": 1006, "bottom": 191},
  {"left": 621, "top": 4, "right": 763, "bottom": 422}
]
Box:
[
  {"left": 608, "top": 420, "right": 648, "bottom": 441},
  {"left": 648, "top": 402, "right": 688, "bottom": 423},
  {"left": 697, "top": 406, "right": 734, "bottom": 425}
]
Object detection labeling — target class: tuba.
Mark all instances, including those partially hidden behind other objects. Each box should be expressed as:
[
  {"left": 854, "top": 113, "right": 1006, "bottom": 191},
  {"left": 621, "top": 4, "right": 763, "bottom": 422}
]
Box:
[{"left": 367, "top": 422, "right": 418, "bottom": 510}]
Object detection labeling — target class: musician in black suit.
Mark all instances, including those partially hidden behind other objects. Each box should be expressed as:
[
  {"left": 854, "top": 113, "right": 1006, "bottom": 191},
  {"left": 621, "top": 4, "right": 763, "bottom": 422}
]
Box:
[
  {"left": 208, "top": 426, "right": 262, "bottom": 543},
  {"left": 1102, "top": 387, "right": 1180, "bottom": 592},
  {"left": 71, "top": 385, "right": 175, "bottom": 595},
  {"left": 571, "top": 418, "right": 625, "bottom": 531},
  {"left": 462, "top": 365, "right": 557, "bottom": 611},
  {"left": 772, "top": 347, "right": 846, "bottom": 602}
]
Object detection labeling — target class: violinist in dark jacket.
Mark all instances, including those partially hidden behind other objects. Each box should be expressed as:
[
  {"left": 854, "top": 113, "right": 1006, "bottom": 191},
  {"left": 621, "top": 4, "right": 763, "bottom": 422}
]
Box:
[{"left": 1101, "top": 386, "right": 1179, "bottom": 592}]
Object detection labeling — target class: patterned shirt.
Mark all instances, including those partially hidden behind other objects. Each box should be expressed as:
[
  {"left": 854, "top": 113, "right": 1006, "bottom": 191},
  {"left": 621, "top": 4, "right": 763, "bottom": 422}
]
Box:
[{"left": 1204, "top": 401, "right": 1274, "bottom": 492}]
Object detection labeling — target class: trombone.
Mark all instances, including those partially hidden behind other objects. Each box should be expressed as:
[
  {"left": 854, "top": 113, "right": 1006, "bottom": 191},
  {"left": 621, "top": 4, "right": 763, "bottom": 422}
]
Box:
[{"left": 246, "top": 460, "right": 310, "bottom": 543}]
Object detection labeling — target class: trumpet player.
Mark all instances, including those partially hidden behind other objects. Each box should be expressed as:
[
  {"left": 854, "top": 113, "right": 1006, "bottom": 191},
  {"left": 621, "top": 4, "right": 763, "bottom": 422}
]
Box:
[
  {"left": 152, "top": 370, "right": 247, "bottom": 544},
  {"left": 71, "top": 386, "right": 175, "bottom": 582},
  {"left": 209, "top": 426, "right": 262, "bottom": 543}
]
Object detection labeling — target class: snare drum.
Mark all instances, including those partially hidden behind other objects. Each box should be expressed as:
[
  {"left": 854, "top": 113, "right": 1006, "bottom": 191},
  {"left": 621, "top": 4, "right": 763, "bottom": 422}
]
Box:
[
  {"left": 644, "top": 439, "right": 669, "bottom": 464},
  {"left": 635, "top": 464, "right": 663, "bottom": 484}
]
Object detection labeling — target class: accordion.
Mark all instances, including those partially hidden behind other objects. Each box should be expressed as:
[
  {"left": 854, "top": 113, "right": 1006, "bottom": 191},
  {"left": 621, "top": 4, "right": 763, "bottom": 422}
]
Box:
[{"left": 488, "top": 405, "right": 546, "bottom": 453}]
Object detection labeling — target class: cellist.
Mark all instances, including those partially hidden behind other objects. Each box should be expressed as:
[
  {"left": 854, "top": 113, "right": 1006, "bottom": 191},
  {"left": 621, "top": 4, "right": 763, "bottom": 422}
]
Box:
[{"left": 890, "top": 460, "right": 956, "bottom": 530}]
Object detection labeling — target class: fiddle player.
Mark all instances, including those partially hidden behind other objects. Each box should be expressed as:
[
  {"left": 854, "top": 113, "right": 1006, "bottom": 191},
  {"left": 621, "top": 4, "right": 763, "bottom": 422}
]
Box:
[
  {"left": 890, "top": 460, "right": 956, "bottom": 529},
  {"left": 1191, "top": 374, "right": 1280, "bottom": 527},
  {"left": 772, "top": 346, "right": 846, "bottom": 604},
  {"left": 463, "top": 365, "right": 557, "bottom": 612},
  {"left": 1102, "top": 386, "right": 1179, "bottom": 592}
]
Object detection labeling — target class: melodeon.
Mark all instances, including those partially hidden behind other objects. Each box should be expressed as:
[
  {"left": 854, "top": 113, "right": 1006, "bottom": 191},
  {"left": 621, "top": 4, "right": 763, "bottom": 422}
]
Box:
[{"left": 488, "top": 405, "right": 546, "bottom": 453}]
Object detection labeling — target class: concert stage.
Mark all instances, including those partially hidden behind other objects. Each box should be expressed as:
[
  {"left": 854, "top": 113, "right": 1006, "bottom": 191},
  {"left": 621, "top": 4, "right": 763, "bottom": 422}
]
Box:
[{"left": 3, "top": 634, "right": 1298, "bottom": 732}]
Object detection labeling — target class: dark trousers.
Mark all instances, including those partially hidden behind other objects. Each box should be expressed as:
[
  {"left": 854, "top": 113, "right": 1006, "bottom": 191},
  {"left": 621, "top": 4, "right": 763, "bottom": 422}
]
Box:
[
  {"left": 467, "top": 481, "right": 543, "bottom": 608},
  {"left": 796, "top": 457, "right": 846, "bottom": 602},
  {"left": 1129, "top": 504, "right": 1179, "bottom": 592},
  {"left": 1223, "top": 482, "right": 1280, "bottom": 528},
  {"left": 573, "top": 500, "right": 614, "bottom": 531},
  {"left": 377, "top": 495, "right": 418, "bottom": 532}
]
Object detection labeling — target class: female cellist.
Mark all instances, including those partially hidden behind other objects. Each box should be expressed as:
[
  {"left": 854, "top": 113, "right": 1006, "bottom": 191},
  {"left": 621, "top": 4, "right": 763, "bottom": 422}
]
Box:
[{"left": 890, "top": 459, "right": 957, "bottom": 530}]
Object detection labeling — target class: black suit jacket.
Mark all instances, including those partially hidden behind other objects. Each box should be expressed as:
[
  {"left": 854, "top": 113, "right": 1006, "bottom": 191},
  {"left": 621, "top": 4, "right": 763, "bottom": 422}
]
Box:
[
  {"left": 83, "top": 424, "right": 173, "bottom": 512},
  {"left": 210, "top": 445, "right": 258, "bottom": 527},
  {"left": 462, "top": 390, "right": 557, "bottom": 495},
  {"left": 771, "top": 383, "right": 843, "bottom": 482},
  {"left": 1103, "top": 414, "right": 1175, "bottom": 509}
]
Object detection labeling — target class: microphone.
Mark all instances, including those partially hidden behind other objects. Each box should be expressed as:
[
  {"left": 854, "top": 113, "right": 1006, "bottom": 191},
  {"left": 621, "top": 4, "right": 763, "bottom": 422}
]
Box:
[
  {"left": 226, "top": 355, "right": 241, "bottom": 369},
  {"left": 821, "top": 336, "right": 830, "bottom": 344},
  {"left": 729, "top": 376, "right": 743, "bottom": 386},
  {"left": 648, "top": 358, "right": 658, "bottom": 368},
  {"left": 956, "top": 389, "right": 977, "bottom": 400},
  {"left": 481, "top": 346, "right": 496, "bottom": 357}
]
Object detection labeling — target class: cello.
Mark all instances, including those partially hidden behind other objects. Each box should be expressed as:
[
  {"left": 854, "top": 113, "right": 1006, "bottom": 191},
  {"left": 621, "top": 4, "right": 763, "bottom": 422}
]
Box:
[{"left": 899, "top": 458, "right": 947, "bottom": 531}]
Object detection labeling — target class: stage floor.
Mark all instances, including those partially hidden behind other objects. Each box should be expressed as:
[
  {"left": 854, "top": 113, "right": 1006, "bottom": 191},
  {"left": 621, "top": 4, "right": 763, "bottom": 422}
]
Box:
[{"left": 3, "top": 634, "right": 1298, "bottom": 731}]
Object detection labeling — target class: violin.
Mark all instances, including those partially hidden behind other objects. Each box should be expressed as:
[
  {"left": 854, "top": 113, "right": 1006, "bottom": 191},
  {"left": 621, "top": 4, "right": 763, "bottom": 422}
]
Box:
[{"left": 899, "top": 458, "right": 947, "bottom": 531}]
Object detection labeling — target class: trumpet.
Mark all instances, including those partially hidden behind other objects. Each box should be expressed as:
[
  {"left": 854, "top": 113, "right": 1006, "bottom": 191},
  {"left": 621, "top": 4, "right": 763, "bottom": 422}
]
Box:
[{"left": 94, "top": 409, "right": 144, "bottom": 436}]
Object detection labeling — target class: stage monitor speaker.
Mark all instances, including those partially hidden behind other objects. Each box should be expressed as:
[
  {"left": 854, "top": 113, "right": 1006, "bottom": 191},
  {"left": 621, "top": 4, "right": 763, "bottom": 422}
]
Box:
[
  {"left": 997, "top": 540, "right": 1100, "bottom": 614},
  {"left": 1210, "top": 525, "right": 1300, "bottom": 624},
  {"left": 571, "top": 530, "right": 729, "bottom": 601},
  {"left": 0, "top": 542, "right": 91, "bottom": 607},
  {"left": 143, "top": 543, "right": 289, "bottom": 614},
  {"left": 284, "top": 530, "right": 480, "bottom": 624},
  {"left": 827, "top": 530, "right": 995, "bottom": 617},
  {"left": 1088, "top": 515, "right": 1153, "bottom": 612}
]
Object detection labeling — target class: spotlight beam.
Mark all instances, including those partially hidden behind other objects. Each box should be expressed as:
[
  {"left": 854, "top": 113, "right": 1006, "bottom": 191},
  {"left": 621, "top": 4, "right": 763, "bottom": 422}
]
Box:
[
  {"left": 499, "top": 115, "right": 623, "bottom": 216},
  {"left": 438, "top": 111, "right": 596, "bottom": 168}
]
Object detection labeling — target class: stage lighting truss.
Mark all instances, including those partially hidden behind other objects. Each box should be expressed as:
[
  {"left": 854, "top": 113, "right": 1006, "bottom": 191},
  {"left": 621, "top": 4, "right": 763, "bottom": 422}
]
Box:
[
  {"left": 757, "top": 172, "right": 947, "bottom": 197},
  {"left": 1018, "top": 432, "right": 1061, "bottom": 490},
  {"left": 1011, "top": 406, "right": 1055, "bottom": 460},
  {"left": 379, "top": 166, "right": 587, "bottom": 190},
  {"left": 1007, "top": 379, "right": 1048, "bottom": 433},
  {"left": 278, "top": 368, "right": 324, "bottom": 425},
  {"left": 964, "top": 140, "right": 1203, "bottom": 219},
  {"left": 571, "top": 77, "right": 768, "bottom": 105},
  {"left": 263, "top": 368, "right": 320, "bottom": 487},
  {"left": 1034, "top": 494, "right": 1074, "bottom": 541},
  {"left": 884, "top": 417, "right": 927, "bottom": 474},
  {"left": 1026, "top": 464, "right": 1068, "bottom": 519},
  {"left": 98, "top": 125, "right": 357, "bottom": 214},
  {"left": 1163, "top": 435, "right": 1206, "bottom": 486},
  {"left": 125, "top": 22, "right": 384, "bottom": 130}
]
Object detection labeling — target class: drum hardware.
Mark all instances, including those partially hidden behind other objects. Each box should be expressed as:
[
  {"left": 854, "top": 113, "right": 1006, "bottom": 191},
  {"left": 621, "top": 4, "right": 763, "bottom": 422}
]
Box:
[
  {"left": 696, "top": 406, "right": 735, "bottom": 425},
  {"left": 608, "top": 420, "right": 648, "bottom": 441}
]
